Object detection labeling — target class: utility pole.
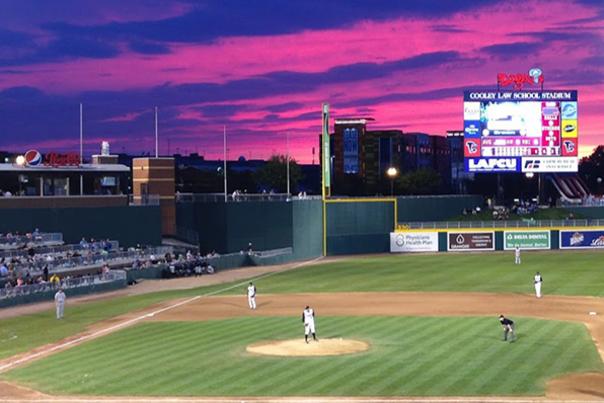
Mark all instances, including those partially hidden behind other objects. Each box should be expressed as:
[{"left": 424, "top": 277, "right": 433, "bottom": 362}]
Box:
[
  {"left": 223, "top": 125, "right": 228, "bottom": 202},
  {"left": 154, "top": 106, "right": 158, "bottom": 158},
  {"left": 79, "top": 103, "right": 83, "bottom": 195},
  {"left": 286, "top": 132, "right": 290, "bottom": 196}
]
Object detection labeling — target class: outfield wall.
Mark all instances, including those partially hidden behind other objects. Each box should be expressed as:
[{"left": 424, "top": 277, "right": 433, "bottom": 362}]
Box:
[
  {"left": 0, "top": 205, "right": 161, "bottom": 246},
  {"left": 396, "top": 195, "right": 482, "bottom": 222},
  {"left": 176, "top": 199, "right": 323, "bottom": 259},
  {"left": 326, "top": 200, "right": 394, "bottom": 255},
  {"left": 391, "top": 228, "right": 604, "bottom": 252}
]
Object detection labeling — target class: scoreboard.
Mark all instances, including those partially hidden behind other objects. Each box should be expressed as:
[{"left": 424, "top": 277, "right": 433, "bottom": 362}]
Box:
[{"left": 463, "top": 90, "right": 578, "bottom": 173}]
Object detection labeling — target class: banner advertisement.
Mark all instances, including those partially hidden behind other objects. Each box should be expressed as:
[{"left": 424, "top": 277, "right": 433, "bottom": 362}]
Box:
[
  {"left": 448, "top": 232, "right": 494, "bottom": 251},
  {"left": 504, "top": 231, "right": 550, "bottom": 250},
  {"left": 560, "top": 230, "right": 604, "bottom": 249},
  {"left": 321, "top": 103, "right": 331, "bottom": 189},
  {"left": 390, "top": 232, "right": 438, "bottom": 253}
]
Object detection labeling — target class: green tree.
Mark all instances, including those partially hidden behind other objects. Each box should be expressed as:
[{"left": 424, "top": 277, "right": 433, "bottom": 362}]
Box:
[
  {"left": 395, "top": 168, "right": 442, "bottom": 195},
  {"left": 254, "top": 154, "right": 302, "bottom": 193},
  {"left": 579, "top": 145, "right": 604, "bottom": 194}
]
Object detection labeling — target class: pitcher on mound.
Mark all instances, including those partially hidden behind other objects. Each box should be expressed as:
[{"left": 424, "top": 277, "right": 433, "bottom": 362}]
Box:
[{"left": 302, "top": 305, "right": 318, "bottom": 343}]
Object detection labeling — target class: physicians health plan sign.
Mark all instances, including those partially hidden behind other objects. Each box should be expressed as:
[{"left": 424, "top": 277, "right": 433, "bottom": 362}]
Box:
[
  {"left": 448, "top": 232, "right": 494, "bottom": 251},
  {"left": 390, "top": 232, "right": 438, "bottom": 253},
  {"left": 560, "top": 230, "right": 604, "bottom": 249},
  {"left": 504, "top": 230, "right": 550, "bottom": 250}
]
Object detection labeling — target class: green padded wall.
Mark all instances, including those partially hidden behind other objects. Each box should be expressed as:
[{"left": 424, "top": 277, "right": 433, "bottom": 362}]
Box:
[
  {"left": 292, "top": 199, "right": 323, "bottom": 259},
  {"left": 326, "top": 201, "right": 394, "bottom": 255}
]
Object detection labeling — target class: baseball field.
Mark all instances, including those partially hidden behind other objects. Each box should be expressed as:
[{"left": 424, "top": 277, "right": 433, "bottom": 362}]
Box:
[{"left": 1, "top": 250, "right": 603, "bottom": 401}]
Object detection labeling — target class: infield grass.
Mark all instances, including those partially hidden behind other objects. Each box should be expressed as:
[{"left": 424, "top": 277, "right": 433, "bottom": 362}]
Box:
[
  {"left": 1, "top": 250, "right": 603, "bottom": 360},
  {"left": 4, "top": 316, "right": 602, "bottom": 396}
]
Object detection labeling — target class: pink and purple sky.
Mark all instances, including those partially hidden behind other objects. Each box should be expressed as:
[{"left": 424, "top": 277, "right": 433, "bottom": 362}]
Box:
[{"left": 0, "top": 0, "right": 602, "bottom": 163}]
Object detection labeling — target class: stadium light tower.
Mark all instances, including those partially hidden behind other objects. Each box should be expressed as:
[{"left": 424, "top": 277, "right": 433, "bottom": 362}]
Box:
[{"left": 387, "top": 167, "right": 398, "bottom": 196}]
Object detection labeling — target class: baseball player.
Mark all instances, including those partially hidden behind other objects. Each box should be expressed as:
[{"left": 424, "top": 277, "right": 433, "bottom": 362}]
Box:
[
  {"left": 514, "top": 246, "right": 521, "bottom": 265},
  {"left": 247, "top": 282, "right": 257, "bottom": 310},
  {"left": 499, "top": 315, "right": 515, "bottom": 342},
  {"left": 54, "top": 288, "right": 66, "bottom": 319},
  {"left": 534, "top": 271, "right": 543, "bottom": 298},
  {"left": 302, "top": 305, "right": 318, "bottom": 343}
]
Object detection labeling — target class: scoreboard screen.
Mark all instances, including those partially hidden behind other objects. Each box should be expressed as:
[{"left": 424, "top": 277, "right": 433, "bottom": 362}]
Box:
[{"left": 463, "top": 90, "right": 578, "bottom": 173}]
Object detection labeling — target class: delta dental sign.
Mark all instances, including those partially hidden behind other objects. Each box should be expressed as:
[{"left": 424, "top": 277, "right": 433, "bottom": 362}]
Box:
[{"left": 504, "top": 231, "right": 550, "bottom": 250}]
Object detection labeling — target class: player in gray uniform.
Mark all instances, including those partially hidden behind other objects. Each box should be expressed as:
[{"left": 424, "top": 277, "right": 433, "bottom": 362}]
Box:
[
  {"left": 302, "top": 305, "right": 318, "bottom": 343},
  {"left": 247, "top": 282, "right": 257, "bottom": 310},
  {"left": 54, "top": 288, "right": 66, "bottom": 319},
  {"left": 514, "top": 246, "right": 521, "bottom": 265},
  {"left": 534, "top": 272, "right": 543, "bottom": 298}
]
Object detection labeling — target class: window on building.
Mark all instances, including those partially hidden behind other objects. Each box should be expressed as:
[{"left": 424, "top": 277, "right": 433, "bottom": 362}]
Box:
[{"left": 343, "top": 127, "right": 359, "bottom": 174}]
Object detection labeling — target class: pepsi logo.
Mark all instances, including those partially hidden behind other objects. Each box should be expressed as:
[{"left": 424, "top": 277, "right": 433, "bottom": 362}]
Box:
[{"left": 24, "top": 150, "right": 42, "bottom": 166}]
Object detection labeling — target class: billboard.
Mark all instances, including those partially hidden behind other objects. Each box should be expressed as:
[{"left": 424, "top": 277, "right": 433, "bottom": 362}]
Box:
[
  {"left": 560, "top": 230, "right": 604, "bottom": 249},
  {"left": 448, "top": 232, "right": 494, "bottom": 251},
  {"left": 504, "top": 230, "right": 550, "bottom": 250},
  {"left": 464, "top": 90, "right": 578, "bottom": 173},
  {"left": 390, "top": 232, "right": 438, "bottom": 253}
]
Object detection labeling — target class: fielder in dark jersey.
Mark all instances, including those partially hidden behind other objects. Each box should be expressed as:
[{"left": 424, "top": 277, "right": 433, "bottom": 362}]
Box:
[{"left": 499, "top": 315, "right": 515, "bottom": 342}]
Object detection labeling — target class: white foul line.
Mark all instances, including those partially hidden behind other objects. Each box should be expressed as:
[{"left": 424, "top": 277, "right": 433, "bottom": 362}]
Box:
[{"left": 0, "top": 256, "right": 323, "bottom": 373}]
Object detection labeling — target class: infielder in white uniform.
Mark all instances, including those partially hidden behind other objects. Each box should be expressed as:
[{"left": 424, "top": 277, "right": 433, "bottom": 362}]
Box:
[
  {"left": 302, "top": 305, "right": 318, "bottom": 343},
  {"left": 534, "top": 272, "right": 543, "bottom": 298},
  {"left": 54, "top": 288, "right": 66, "bottom": 319},
  {"left": 247, "top": 282, "right": 257, "bottom": 309},
  {"left": 514, "top": 246, "right": 521, "bottom": 265}
]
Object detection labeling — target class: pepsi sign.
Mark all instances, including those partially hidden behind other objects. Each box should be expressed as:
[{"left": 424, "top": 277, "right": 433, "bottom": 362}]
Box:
[{"left": 24, "top": 150, "right": 42, "bottom": 166}]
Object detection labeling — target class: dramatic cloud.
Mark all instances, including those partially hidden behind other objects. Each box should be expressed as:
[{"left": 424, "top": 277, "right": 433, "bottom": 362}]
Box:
[{"left": 0, "top": 0, "right": 602, "bottom": 161}]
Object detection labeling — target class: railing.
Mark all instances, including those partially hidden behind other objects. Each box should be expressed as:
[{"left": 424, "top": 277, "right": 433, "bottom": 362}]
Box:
[
  {"left": 559, "top": 198, "right": 604, "bottom": 207},
  {"left": 0, "top": 233, "right": 63, "bottom": 250},
  {"left": 9, "top": 246, "right": 173, "bottom": 276},
  {"left": 129, "top": 194, "right": 160, "bottom": 206},
  {"left": 399, "top": 219, "right": 604, "bottom": 230},
  {"left": 176, "top": 193, "right": 320, "bottom": 203},
  {"left": 0, "top": 270, "right": 126, "bottom": 300},
  {"left": 253, "top": 247, "right": 293, "bottom": 258},
  {"left": 0, "top": 240, "right": 119, "bottom": 259}
]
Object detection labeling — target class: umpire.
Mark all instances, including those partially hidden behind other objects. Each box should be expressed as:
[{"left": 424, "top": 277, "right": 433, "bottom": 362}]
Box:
[{"left": 499, "top": 315, "right": 515, "bottom": 342}]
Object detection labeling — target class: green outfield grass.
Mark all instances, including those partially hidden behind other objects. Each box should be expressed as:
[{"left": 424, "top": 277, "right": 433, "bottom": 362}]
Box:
[
  {"left": 1, "top": 250, "right": 604, "bottom": 362},
  {"left": 4, "top": 316, "right": 602, "bottom": 396},
  {"left": 237, "top": 250, "right": 604, "bottom": 296}
]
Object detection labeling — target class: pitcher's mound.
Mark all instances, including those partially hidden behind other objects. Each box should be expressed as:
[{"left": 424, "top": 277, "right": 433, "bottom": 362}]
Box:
[{"left": 246, "top": 338, "right": 369, "bottom": 357}]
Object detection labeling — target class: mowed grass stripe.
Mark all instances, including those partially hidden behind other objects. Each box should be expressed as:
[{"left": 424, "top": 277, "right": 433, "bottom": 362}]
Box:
[
  {"left": 4, "top": 317, "right": 603, "bottom": 396},
  {"left": 3, "top": 250, "right": 604, "bottom": 364}
]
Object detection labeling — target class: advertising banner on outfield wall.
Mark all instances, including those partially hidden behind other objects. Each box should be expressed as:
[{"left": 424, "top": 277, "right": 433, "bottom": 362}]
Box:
[
  {"left": 390, "top": 232, "right": 438, "bottom": 253},
  {"left": 504, "top": 230, "right": 551, "bottom": 250},
  {"left": 560, "top": 230, "right": 604, "bottom": 249},
  {"left": 448, "top": 232, "right": 494, "bottom": 251}
]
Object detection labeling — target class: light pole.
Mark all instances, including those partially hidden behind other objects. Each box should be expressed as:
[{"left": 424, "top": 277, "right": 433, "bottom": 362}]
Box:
[{"left": 386, "top": 167, "right": 398, "bottom": 196}]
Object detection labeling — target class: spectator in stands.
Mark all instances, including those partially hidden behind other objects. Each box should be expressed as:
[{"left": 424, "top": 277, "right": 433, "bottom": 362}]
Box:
[
  {"left": 0, "top": 262, "right": 8, "bottom": 277},
  {"left": 79, "top": 237, "right": 88, "bottom": 248},
  {"left": 247, "top": 242, "right": 253, "bottom": 254},
  {"left": 49, "top": 273, "right": 60, "bottom": 285}
]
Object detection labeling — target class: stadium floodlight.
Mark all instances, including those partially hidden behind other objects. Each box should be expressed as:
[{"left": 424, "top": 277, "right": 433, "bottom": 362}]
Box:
[
  {"left": 15, "top": 155, "right": 25, "bottom": 166},
  {"left": 386, "top": 167, "right": 398, "bottom": 196}
]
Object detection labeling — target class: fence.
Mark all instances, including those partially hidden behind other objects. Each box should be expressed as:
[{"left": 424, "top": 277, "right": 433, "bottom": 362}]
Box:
[
  {"left": 0, "top": 232, "right": 63, "bottom": 250},
  {"left": 9, "top": 246, "right": 173, "bottom": 276},
  {"left": 400, "top": 219, "right": 604, "bottom": 230},
  {"left": 176, "top": 192, "right": 320, "bottom": 203},
  {"left": 0, "top": 240, "right": 120, "bottom": 259},
  {"left": 129, "top": 194, "right": 161, "bottom": 206},
  {"left": 0, "top": 270, "right": 127, "bottom": 300}
]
